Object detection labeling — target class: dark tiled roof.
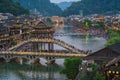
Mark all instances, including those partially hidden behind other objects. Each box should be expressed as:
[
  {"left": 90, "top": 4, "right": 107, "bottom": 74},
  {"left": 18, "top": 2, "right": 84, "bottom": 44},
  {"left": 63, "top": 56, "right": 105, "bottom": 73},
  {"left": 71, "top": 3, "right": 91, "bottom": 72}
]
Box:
[
  {"left": 84, "top": 43, "right": 120, "bottom": 60},
  {"left": 109, "top": 66, "right": 120, "bottom": 71},
  {"left": 108, "top": 43, "right": 120, "bottom": 54},
  {"left": 106, "top": 56, "right": 120, "bottom": 67}
]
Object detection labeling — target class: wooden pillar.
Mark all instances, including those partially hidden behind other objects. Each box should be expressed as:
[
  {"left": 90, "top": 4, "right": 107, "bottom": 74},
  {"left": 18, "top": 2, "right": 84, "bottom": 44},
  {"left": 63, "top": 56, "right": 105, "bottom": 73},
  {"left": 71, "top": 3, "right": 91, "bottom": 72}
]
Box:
[
  {"left": 31, "top": 42, "right": 34, "bottom": 52},
  {"left": 51, "top": 43, "right": 54, "bottom": 52},
  {"left": 44, "top": 43, "right": 45, "bottom": 51},
  {"left": 48, "top": 43, "right": 51, "bottom": 52},
  {"left": 37, "top": 43, "right": 39, "bottom": 52},
  {"left": 40, "top": 43, "right": 42, "bottom": 52}
]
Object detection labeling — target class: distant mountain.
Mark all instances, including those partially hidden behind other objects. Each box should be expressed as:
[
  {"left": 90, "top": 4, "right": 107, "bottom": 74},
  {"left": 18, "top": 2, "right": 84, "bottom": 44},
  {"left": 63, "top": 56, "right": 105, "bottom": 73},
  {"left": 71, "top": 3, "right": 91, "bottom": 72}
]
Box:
[
  {"left": 13, "top": 0, "right": 62, "bottom": 16},
  {"left": 0, "top": 0, "right": 29, "bottom": 16},
  {"left": 62, "top": 0, "right": 120, "bottom": 16},
  {"left": 57, "top": 2, "right": 73, "bottom": 10}
]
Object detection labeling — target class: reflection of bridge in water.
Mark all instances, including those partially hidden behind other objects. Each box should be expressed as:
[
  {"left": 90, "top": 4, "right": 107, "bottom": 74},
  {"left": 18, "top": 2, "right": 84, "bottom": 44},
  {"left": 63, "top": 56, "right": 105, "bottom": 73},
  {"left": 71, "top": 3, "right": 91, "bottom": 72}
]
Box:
[{"left": 0, "top": 63, "right": 63, "bottom": 80}]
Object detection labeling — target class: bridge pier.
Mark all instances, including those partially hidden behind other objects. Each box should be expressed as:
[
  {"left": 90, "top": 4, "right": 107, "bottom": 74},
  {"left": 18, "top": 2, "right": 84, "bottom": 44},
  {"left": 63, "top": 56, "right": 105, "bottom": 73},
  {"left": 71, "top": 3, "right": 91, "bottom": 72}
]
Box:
[
  {"left": 17, "top": 57, "right": 23, "bottom": 64},
  {"left": 25, "top": 56, "right": 41, "bottom": 65},
  {"left": 46, "top": 57, "right": 55, "bottom": 65},
  {"left": 6, "top": 58, "right": 10, "bottom": 62}
]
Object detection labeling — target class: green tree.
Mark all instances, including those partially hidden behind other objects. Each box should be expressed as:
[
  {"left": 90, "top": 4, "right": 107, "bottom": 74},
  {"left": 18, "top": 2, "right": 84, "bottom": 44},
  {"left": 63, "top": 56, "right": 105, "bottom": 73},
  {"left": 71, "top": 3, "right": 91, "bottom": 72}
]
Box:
[
  {"left": 0, "top": 0, "right": 29, "bottom": 16},
  {"left": 13, "top": 0, "right": 62, "bottom": 16},
  {"left": 94, "top": 22, "right": 105, "bottom": 29},
  {"left": 80, "top": 63, "right": 99, "bottom": 80},
  {"left": 95, "top": 72, "right": 105, "bottom": 80},
  {"left": 106, "top": 29, "right": 120, "bottom": 46},
  {"left": 82, "top": 19, "right": 92, "bottom": 29},
  {"left": 62, "top": 0, "right": 120, "bottom": 16},
  {"left": 60, "top": 57, "right": 82, "bottom": 80}
]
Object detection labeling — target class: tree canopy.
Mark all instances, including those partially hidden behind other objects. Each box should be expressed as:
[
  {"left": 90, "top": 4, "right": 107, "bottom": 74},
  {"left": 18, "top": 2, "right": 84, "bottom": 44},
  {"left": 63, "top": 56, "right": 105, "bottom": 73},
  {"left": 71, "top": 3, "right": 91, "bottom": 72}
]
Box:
[
  {"left": 60, "top": 57, "right": 82, "bottom": 80},
  {"left": 13, "top": 0, "right": 62, "bottom": 16},
  {"left": 62, "top": 0, "right": 120, "bottom": 16},
  {"left": 0, "top": 0, "right": 29, "bottom": 16},
  {"left": 106, "top": 29, "right": 120, "bottom": 46}
]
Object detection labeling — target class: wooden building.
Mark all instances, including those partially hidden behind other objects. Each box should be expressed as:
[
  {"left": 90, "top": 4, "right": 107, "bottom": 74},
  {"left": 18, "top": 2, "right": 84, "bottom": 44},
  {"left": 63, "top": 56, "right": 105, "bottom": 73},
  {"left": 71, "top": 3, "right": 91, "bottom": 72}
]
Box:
[
  {"left": 103, "top": 56, "right": 120, "bottom": 80},
  {"left": 30, "top": 21, "right": 55, "bottom": 52},
  {"left": 84, "top": 43, "right": 120, "bottom": 64}
]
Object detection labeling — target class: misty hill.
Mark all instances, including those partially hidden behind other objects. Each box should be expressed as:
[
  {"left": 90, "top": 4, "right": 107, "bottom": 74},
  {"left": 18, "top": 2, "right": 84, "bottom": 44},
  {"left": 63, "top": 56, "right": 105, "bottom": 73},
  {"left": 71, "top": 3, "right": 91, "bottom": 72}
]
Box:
[
  {"left": 57, "top": 2, "right": 73, "bottom": 10},
  {"left": 0, "top": 0, "right": 29, "bottom": 16},
  {"left": 63, "top": 0, "right": 120, "bottom": 16},
  {"left": 13, "top": 0, "right": 62, "bottom": 16}
]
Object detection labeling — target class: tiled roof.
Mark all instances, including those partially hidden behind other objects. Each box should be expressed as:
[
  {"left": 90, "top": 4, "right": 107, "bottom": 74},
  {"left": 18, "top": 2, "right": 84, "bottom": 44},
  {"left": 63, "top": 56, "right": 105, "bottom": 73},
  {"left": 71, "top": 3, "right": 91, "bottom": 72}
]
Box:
[{"left": 108, "top": 43, "right": 120, "bottom": 54}]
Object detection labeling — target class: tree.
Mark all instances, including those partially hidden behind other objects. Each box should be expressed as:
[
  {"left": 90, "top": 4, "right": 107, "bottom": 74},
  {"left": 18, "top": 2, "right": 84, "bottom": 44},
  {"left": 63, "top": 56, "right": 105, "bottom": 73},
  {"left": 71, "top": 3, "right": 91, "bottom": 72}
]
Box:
[
  {"left": 62, "top": 0, "right": 120, "bottom": 16},
  {"left": 79, "top": 64, "right": 102, "bottom": 80},
  {"left": 106, "top": 29, "right": 120, "bottom": 46},
  {"left": 94, "top": 22, "right": 105, "bottom": 29},
  {"left": 60, "top": 57, "right": 82, "bottom": 80},
  {"left": 13, "top": 0, "right": 62, "bottom": 16},
  {"left": 95, "top": 72, "right": 105, "bottom": 80},
  {"left": 82, "top": 19, "right": 92, "bottom": 29},
  {"left": 0, "top": 0, "right": 29, "bottom": 16}
]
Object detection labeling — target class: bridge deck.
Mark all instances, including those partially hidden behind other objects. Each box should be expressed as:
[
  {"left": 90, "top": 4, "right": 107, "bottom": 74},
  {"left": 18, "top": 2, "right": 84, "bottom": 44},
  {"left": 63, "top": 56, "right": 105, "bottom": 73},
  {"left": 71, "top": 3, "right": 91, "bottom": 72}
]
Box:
[{"left": 0, "top": 51, "right": 87, "bottom": 57}]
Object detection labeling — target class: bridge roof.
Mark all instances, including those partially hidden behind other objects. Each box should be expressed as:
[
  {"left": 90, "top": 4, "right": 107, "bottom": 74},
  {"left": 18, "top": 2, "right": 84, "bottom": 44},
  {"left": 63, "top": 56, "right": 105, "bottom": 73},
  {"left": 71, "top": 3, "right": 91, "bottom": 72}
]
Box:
[{"left": 35, "top": 21, "right": 51, "bottom": 29}]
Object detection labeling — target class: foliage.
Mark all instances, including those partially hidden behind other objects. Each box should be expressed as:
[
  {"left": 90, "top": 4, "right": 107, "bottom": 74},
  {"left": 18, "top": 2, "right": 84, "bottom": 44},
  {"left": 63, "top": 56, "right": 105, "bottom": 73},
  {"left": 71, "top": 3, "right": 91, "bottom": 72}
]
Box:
[
  {"left": 62, "top": 0, "right": 120, "bottom": 16},
  {"left": 82, "top": 20, "right": 105, "bottom": 30},
  {"left": 80, "top": 64, "right": 105, "bottom": 80},
  {"left": 13, "top": 0, "right": 62, "bottom": 16},
  {"left": 94, "top": 22, "right": 105, "bottom": 29},
  {"left": 89, "top": 63, "right": 98, "bottom": 71},
  {"left": 82, "top": 19, "right": 92, "bottom": 29},
  {"left": 95, "top": 72, "right": 106, "bottom": 80},
  {"left": 106, "top": 29, "right": 120, "bottom": 46},
  {"left": 60, "top": 57, "right": 82, "bottom": 80},
  {"left": 0, "top": 0, "right": 29, "bottom": 16}
]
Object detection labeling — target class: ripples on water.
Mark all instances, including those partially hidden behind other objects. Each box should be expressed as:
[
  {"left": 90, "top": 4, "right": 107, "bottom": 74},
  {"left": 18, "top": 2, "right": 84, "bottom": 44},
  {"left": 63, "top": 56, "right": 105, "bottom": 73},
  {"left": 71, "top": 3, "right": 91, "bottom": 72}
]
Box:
[
  {"left": 0, "top": 62, "right": 66, "bottom": 80},
  {"left": 54, "top": 25, "right": 106, "bottom": 52}
]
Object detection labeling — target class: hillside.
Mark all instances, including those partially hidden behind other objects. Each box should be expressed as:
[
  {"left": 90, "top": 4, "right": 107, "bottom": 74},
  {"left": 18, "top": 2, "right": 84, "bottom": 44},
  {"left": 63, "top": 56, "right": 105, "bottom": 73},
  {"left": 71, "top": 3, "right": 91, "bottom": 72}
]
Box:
[
  {"left": 57, "top": 2, "right": 73, "bottom": 10},
  {"left": 63, "top": 0, "right": 120, "bottom": 16},
  {"left": 0, "top": 0, "right": 29, "bottom": 16},
  {"left": 13, "top": 0, "right": 62, "bottom": 16}
]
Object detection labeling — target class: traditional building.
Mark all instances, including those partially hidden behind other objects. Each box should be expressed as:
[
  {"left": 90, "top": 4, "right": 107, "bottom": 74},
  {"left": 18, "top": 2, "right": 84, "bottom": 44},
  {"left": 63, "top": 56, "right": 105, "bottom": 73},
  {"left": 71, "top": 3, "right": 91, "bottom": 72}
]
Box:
[
  {"left": 0, "top": 27, "right": 10, "bottom": 49},
  {"left": 102, "top": 56, "right": 120, "bottom": 80},
  {"left": 84, "top": 43, "right": 120, "bottom": 64},
  {"left": 30, "top": 21, "right": 55, "bottom": 52}
]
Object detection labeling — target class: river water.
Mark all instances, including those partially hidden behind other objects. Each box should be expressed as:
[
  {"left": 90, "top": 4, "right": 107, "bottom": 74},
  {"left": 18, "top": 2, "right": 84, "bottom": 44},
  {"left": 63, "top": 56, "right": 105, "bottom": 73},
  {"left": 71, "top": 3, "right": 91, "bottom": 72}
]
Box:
[{"left": 0, "top": 25, "right": 106, "bottom": 80}]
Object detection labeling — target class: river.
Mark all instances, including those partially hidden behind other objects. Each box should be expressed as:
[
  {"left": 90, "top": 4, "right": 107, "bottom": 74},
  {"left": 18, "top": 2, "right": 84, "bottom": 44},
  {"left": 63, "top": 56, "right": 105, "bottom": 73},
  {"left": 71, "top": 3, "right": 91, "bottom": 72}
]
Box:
[{"left": 0, "top": 24, "right": 106, "bottom": 80}]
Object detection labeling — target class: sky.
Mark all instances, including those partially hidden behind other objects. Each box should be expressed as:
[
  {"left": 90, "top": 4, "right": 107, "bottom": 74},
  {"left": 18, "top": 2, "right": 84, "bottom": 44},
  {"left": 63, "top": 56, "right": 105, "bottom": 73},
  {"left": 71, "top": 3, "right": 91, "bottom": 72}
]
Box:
[{"left": 50, "top": 0, "right": 80, "bottom": 3}]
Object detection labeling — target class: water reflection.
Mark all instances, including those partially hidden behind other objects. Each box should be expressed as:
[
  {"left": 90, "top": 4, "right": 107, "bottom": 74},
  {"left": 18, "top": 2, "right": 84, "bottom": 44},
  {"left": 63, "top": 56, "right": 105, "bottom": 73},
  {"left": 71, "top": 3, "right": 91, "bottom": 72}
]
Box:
[
  {"left": 54, "top": 24, "right": 106, "bottom": 52},
  {"left": 0, "top": 63, "right": 66, "bottom": 80},
  {"left": 85, "top": 33, "right": 90, "bottom": 44}
]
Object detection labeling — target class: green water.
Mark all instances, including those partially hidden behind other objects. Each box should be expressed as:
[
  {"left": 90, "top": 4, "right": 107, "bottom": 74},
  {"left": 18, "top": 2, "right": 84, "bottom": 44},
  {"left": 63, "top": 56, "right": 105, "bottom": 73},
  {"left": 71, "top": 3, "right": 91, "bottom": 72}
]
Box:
[{"left": 0, "top": 63, "right": 66, "bottom": 80}]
